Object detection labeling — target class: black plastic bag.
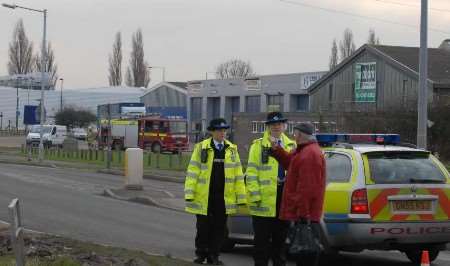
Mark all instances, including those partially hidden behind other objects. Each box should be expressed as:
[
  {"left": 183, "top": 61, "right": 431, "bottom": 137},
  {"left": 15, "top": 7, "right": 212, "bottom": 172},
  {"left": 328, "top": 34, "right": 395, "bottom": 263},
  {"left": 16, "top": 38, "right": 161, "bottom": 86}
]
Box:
[{"left": 287, "top": 220, "right": 323, "bottom": 256}]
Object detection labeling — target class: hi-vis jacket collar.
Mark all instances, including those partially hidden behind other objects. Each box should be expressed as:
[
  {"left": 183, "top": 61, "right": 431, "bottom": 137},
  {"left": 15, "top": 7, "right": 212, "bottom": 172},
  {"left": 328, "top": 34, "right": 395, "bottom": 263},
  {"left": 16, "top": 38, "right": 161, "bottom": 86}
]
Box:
[{"left": 201, "top": 137, "right": 236, "bottom": 150}]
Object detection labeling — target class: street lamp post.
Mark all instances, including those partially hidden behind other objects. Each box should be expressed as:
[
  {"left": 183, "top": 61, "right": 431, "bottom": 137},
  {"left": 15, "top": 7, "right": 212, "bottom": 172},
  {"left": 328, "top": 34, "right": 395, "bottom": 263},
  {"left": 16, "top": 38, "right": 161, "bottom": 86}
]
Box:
[
  {"left": 2, "top": 3, "right": 48, "bottom": 162},
  {"left": 15, "top": 76, "right": 22, "bottom": 131},
  {"left": 59, "top": 78, "right": 64, "bottom": 111},
  {"left": 27, "top": 77, "right": 33, "bottom": 104},
  {"left": 417, "top": 0, "right": 428, "bottom": 149},
  {"left": 148, "top": 66, "right": 166, "bottom": 82}
]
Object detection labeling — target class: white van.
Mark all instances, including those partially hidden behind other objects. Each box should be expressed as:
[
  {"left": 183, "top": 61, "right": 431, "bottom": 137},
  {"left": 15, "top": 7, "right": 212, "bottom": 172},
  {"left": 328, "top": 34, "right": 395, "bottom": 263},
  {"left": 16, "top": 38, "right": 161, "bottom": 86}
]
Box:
[
  {"left": 26, "top": 125, "right": 67, "bottom": 147},
  {"left": 43, "top": 125, "right": 67, "bottom": 147}
]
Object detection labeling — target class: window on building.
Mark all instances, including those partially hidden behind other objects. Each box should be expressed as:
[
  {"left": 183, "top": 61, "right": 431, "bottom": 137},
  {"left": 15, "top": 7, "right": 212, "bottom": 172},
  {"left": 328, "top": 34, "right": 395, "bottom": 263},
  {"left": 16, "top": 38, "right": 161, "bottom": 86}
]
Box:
[
  {"left": 188, "top": 82, "right": 203, "bottom": 92},
  {"left": 294, "top": 95, "right": 309, "bottom": 112},
  {"left": 246, "top": 96, "right": 261, "bottom": 113},
  {"left": 207, "top": 97, "right": 220, "bottom": 121},
  {"left": 190, "top": 97, "right": 202, "bottom": 121},
  {"left": 232, "top": 98, "right": 239, "bottom": 112},
  {"left": 245, "top": 78, "right": 260, "bottom": 91},
  {"left": 225, "top": 97, "right": 240, "bottom": 122},
  {"left": 267, "top": 94, "right": 284, "bottom": 112},
  {"left": 287, "top": 122, "right": 297, "bottom": 135},
  {"left": 251, "top": 121, "right": 266, "bottom": 133}
]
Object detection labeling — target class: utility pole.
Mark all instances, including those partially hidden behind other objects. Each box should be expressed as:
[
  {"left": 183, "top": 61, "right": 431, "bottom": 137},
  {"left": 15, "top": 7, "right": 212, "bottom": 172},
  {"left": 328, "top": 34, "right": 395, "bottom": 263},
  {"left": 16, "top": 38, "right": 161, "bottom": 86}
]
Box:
[
  {"left": 15, "top": 77, "right": 20, "bottom": 131},
  {"left": 106, "top": 103, "right": 112, "bottom": 169},
  {"left": 0, "top": 112, "right": 3, "bottom": 130},
  {"left": 59, "top": 78, "right": 64, "bottom": 111},
  {"left": 417, "top": 0, "right": 428, "bottom": 149}
]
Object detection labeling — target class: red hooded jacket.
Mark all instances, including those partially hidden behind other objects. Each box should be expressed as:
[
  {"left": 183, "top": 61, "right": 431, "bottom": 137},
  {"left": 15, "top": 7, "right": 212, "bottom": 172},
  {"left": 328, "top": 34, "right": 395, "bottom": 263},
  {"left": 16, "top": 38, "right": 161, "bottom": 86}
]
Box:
[{"left": 272, "top": 141, "right": 326, "bottom": 222}]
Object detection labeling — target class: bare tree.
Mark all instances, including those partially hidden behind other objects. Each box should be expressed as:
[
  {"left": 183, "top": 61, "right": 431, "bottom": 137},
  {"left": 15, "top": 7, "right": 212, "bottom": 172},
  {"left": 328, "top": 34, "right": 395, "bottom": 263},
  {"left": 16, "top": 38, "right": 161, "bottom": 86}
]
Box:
[
  {"left": 339, "top": 28, "right": 356, "bottom": 62},
  {"left": 329, "top": 39, "right": 338, "bottom": 70},
  {"left": 7, "top": 19, "right": 34, "bottom": 75},
  {"left": 215, "top": 59, "right": 254, "bottom": 79},
  {"left": 125, "top": 29, "right": 150, "bottom": 87},
  {"left": 367, "top": 29, "right": 381, "bottom": 45},
  {"left": 108, "top": 32, "right": 122, "bottom": 86},
  {"left": 35, "top": 42, "right": 58, "bottom": 88}
]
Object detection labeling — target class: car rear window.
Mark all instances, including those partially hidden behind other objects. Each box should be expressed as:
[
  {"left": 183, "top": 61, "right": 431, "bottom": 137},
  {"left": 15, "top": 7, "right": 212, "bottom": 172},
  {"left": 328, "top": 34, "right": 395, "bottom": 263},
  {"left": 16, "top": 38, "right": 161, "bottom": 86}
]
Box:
[
  {"left": 325, "top": 152, "right": 352, "bottom": 182},
  {"left": 366, "top": 152, "right": 446, "bottom": 184}
]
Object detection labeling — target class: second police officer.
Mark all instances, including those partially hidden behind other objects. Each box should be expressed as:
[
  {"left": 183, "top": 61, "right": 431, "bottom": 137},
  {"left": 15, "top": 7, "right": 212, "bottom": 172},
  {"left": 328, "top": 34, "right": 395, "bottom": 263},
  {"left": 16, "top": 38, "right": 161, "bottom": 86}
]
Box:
[{"left": 246, "top": 112, "right": 296, "bottom": 266}]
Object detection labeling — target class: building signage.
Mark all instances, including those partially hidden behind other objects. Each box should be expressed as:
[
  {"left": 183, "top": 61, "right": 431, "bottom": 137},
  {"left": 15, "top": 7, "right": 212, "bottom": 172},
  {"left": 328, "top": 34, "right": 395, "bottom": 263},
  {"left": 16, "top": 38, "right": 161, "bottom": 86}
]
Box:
[
  {"left": 302, "top": 73, "right": 323, "bottom": 89},
  {"left": 355, "top": 62, "right": 377, "bottom": 103}
]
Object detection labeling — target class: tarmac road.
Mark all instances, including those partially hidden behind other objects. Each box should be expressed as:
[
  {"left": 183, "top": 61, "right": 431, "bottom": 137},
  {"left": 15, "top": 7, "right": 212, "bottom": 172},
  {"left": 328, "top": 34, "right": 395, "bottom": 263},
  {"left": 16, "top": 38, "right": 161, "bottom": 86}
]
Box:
[{"left": 0, "top": 162, "right": 449, "bottom": 265}]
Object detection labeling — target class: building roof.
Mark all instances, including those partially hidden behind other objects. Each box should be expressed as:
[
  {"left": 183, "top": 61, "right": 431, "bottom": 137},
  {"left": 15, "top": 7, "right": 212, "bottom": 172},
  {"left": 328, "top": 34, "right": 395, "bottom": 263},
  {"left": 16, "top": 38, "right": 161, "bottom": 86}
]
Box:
[
  {"left": 141, "top": 82, "right": 188, "bottom": 97},
  {"left": 309, "top": 43, "right": 450, "bottom": 93},
  {"left": 374, "top": 45, "right": 450, "bottom": 84},
  {"left": 167, "top": 82, "right": 187, "bottom": 89}
]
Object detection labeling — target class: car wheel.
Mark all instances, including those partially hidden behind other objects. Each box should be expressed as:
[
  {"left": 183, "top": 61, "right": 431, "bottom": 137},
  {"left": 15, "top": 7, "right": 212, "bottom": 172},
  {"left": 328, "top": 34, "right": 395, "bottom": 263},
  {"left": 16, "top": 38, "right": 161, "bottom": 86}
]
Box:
[
  {"left": 151, "top": 143, "right": 162, "bottom": 153},
  {"left": 405, "top": 249, "right": 439, "bottom": 263}
]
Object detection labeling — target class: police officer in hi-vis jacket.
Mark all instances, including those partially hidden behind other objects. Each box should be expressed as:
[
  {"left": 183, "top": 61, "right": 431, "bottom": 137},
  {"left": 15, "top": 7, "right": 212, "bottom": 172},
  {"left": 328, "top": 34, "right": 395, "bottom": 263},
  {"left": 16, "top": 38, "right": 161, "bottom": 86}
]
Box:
[
  {"left": 246, "top": 112, "right": 296, "bottom": 266},
  {"left": 185, "top": 118, "right": 246, "bottom": 265}
]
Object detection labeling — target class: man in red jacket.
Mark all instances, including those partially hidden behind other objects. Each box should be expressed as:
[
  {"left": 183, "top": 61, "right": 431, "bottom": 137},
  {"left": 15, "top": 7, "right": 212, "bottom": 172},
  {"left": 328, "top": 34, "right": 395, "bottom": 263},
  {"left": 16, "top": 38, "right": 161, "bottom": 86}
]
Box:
[{"left": 271, "top": 122, "right": 326, "bottom": 266}]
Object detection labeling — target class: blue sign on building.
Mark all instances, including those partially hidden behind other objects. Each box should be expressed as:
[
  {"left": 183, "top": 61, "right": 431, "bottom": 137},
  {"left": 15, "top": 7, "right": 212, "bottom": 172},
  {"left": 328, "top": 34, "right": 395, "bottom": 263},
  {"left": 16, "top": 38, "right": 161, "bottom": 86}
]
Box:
[
  {"left": 146, "top": 107, "right": 187, "bottom": 119},
  {"left": 23, "top": 105, "right": 39, "bottom": 125}
]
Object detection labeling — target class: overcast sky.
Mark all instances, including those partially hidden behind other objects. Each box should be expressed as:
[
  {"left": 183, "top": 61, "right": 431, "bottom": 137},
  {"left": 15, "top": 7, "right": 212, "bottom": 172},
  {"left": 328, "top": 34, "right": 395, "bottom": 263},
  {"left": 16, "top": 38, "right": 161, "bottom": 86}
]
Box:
[{"left": 0, "top": 0, "right": 449, "bottom": 89}]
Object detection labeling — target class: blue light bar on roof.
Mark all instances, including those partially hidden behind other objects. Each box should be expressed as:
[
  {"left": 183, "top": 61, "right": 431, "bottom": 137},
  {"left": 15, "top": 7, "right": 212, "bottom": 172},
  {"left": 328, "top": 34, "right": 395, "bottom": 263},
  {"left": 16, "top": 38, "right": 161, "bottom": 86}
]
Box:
[{"left": 316, "top": 134, "right": 400, "bottom": 146}]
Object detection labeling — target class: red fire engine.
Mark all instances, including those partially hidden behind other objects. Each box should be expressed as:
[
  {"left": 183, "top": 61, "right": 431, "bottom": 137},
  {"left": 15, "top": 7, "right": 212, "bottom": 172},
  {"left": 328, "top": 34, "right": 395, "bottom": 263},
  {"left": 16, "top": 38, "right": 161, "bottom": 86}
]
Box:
[{"left": 98, "top": 115, "right": 189, "bottom": 153}]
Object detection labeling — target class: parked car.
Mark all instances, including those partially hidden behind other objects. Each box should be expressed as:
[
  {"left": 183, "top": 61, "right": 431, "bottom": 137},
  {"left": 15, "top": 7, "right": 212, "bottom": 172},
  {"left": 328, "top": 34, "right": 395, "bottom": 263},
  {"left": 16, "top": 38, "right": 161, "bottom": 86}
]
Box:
[
  {"left": 225, "top": 134, "right": 450, "bottom": 264},
  {"left": 26, "top": 125, "right": 44, "bottom": 146},
  {"left": 72, "top": 128, "right": 88, "bottom": 140}
]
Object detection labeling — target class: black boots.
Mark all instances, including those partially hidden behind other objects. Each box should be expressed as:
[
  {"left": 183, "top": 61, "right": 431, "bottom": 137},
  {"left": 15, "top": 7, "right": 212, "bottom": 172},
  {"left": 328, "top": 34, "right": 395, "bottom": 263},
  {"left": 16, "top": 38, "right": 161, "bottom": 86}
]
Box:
[
  {"left": 207, "top": 255, "right": 223, "bottom": 265},
  {"left": 194, "top": 255, "right": 207, "bottom": 264},
  {"left": 193, "top": 255, "right": 223, "bottom": 265}
]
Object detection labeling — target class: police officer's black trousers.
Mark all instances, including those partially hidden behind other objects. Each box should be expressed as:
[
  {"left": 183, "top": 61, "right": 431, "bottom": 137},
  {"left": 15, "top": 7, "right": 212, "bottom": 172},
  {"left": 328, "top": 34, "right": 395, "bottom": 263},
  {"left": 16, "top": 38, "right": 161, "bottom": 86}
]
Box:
[
  {"left": 195, "top": 198, "right": 227, "bottom": 258},
  {"left": 252, "top": 216, "right": 289, "bottom": 266},
  {"left": 252, "top": 184, "right": 289, "bottom": 266}
]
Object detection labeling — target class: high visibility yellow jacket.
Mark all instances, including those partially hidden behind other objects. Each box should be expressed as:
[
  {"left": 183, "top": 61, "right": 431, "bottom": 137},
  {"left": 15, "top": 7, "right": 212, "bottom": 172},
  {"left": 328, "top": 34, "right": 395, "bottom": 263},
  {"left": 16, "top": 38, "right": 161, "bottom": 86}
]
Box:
[
  {"left": 185, "top": 138, "right": 247, "bottom": 215},
  {"left": 246, "top": 131, "right": 296, "bottom": 217}
]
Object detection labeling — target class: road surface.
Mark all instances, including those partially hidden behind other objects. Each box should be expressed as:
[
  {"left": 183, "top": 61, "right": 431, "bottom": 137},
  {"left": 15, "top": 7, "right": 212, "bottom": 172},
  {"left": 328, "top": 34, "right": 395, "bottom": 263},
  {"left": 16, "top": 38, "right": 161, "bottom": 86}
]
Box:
[{"left": 0, "top": 162, "right": 449, "bottom": 265}]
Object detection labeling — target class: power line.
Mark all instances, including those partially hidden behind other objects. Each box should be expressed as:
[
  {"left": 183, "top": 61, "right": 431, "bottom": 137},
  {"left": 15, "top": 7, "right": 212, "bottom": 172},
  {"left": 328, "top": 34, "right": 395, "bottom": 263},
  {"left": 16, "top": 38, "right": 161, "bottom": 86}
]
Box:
[
  {"left": 279, "top": 0, "right": 450, "bottom": 35},
  {"left": 372, "top": 0, "right": 450, "bottom": 13}
]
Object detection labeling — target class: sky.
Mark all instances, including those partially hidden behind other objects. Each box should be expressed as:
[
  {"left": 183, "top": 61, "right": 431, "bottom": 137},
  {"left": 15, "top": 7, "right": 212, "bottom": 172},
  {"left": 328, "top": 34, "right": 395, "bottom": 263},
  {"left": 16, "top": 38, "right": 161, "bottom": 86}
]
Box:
[{"left": 0, "top": 0, "right": 449, "bottom": 89}]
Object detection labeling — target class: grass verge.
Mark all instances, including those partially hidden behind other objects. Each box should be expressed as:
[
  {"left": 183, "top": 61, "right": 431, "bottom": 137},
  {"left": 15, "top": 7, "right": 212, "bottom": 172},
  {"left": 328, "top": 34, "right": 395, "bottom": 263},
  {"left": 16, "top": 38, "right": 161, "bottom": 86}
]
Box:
[{"left": 0, "top": 232, "right": 194, "bottom": 266}]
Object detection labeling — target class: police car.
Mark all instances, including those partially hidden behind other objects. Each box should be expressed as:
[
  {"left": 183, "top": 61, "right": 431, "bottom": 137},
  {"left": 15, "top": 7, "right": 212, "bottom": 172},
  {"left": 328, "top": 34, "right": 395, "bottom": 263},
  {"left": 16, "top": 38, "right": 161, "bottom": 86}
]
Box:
[{"left": 225, "top": 134, "right": 450, "bottom": 263}]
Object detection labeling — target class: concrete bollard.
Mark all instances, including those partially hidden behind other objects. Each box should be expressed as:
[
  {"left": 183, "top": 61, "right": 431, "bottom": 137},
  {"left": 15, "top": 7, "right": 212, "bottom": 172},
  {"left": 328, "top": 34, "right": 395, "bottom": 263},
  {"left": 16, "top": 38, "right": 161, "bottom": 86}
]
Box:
[{"left": 124, "top": 148, "right": 143, "bottom": 190}]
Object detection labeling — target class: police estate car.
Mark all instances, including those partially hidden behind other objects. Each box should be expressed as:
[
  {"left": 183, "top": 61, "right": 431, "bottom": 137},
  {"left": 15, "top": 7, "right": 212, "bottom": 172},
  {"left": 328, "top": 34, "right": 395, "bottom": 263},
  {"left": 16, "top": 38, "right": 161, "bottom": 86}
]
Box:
[{"left": 225, "top": 134, "right": 450, "bottom": 263}]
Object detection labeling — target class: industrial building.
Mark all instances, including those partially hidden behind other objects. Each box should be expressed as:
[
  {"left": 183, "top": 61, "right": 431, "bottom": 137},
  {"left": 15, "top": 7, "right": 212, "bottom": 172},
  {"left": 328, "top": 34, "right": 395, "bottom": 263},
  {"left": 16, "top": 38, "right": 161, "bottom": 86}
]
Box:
[
  {"left": 140, "top": 82, "right": 188, "bottom": 118},
  {"left": 0, "top": 86, "right": 144, "bottom": 129},
  {"left": 186, "top": 72, "right": 326, "bottom": 136},
  {"left": 309, "top": 40, "right": 450, "bottom": 112}
]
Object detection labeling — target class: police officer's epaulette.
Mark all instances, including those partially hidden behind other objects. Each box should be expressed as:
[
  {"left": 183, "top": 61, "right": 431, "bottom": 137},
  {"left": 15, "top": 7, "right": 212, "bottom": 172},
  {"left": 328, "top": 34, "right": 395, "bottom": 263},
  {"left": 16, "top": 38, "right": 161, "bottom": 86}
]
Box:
[{"left": 252, "top": 138, "right": 263, "bottom": 145}]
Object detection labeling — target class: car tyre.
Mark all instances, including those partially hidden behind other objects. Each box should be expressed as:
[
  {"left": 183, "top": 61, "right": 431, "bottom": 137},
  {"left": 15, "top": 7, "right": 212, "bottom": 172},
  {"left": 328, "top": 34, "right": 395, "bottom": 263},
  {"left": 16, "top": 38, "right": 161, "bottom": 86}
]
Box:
[{"left": 405, "top": 249, "right": 439, "bottom": 263}]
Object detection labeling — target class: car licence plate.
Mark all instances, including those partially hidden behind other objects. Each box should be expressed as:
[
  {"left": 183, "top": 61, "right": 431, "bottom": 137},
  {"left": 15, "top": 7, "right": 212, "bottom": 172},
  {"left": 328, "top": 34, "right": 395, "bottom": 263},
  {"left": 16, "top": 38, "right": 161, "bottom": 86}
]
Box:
[{"left": 392, "top": 200, "right": 432, "bottom": 212}]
